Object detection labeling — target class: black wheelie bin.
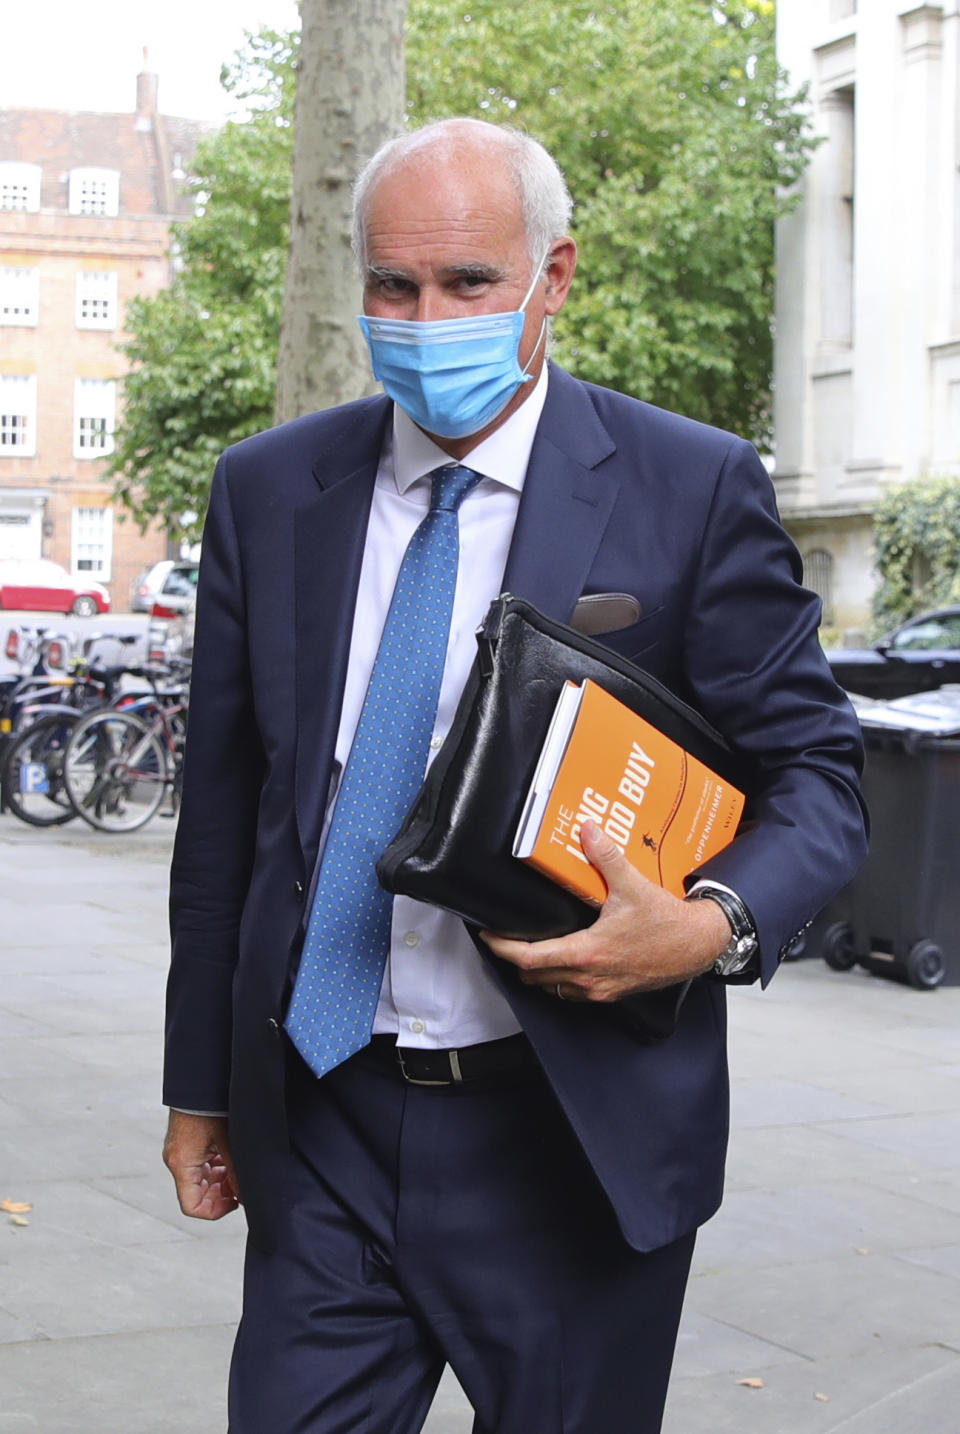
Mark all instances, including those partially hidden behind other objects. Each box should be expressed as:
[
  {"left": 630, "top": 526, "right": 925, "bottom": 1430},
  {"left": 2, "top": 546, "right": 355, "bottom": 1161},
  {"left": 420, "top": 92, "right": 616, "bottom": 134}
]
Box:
[{"left": 821, "top": 687, "right": 960, "bottom": 990}]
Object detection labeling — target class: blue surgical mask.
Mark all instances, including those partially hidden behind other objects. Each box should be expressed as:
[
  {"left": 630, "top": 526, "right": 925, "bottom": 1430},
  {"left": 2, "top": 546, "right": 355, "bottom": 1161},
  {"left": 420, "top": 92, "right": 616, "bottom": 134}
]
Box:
[{"left": 357, "top": 256, "right": 548, "bottom": 439}]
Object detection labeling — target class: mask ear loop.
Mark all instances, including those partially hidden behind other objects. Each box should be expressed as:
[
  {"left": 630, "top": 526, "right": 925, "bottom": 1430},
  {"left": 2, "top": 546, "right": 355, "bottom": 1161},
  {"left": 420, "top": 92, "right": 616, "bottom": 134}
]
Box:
[
  {"left": 520, "top": 318, "right": 547, "bottom": 379},
  {"left": 518, "top": 248, "right": 552, "bottom": 379},
  {"left": 519, "top": 249, "right": 552, "bottom": 312}
]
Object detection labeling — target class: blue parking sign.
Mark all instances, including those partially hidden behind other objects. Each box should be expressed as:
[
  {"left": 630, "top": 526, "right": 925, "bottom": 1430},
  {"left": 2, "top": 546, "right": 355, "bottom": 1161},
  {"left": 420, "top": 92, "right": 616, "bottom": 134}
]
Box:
[{"left": 20, "top": 763, "right": 50, "bottom": 795}]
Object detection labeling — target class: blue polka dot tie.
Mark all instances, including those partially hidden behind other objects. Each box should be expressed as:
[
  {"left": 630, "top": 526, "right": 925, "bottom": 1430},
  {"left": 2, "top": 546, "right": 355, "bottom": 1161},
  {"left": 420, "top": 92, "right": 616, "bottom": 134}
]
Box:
[{"left": 285, "top": 463, "right": 483, "bottom": 1078}]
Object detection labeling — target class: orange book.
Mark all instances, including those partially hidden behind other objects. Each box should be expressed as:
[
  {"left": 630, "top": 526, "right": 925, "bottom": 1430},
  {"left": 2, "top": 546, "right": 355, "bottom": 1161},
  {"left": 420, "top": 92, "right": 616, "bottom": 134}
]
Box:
[{"left": 513, "top": 679, "right": 745, "bottom": 904}]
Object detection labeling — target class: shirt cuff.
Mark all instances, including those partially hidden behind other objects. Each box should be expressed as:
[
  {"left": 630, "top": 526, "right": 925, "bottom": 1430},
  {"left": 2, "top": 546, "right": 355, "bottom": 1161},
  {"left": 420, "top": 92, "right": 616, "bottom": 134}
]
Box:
[{"left": 687, "top": 877, "right": 746, "bottom": 908}]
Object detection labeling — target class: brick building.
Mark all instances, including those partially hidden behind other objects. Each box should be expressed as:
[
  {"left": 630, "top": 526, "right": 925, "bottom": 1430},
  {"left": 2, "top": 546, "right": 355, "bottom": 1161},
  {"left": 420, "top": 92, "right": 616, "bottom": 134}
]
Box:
[{"left": 0, "top": 63, "right": 210, "bottom": 609}]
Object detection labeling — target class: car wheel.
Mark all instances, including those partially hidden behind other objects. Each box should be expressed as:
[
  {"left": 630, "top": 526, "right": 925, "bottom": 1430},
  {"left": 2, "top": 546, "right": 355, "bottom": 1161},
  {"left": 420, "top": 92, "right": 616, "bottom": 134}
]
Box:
[{"left": 71, "top": 595, "right": 98, "bottom": 618}]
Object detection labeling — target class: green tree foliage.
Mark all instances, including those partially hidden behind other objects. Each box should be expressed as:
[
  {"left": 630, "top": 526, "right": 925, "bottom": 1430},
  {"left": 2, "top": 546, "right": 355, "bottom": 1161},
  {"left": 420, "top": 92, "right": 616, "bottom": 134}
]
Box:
[
  {"left": 112, "top": 3, "right": 813, "bottom": 535},
  {"left": 109, "top": 30, "right": 295, "bottom": 539},
  {"left": 406, "top": 0, "right": 813, "bottom": 446},
  {"left": 872, "top": 476, "right": 960, "bottom": 631}
]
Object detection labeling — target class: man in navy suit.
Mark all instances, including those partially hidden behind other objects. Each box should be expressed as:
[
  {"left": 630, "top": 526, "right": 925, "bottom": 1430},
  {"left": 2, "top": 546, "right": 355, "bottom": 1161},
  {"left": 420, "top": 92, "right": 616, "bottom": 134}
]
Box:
[{"left": 163, "top": 118, "right": 867, "bottom": 1433}]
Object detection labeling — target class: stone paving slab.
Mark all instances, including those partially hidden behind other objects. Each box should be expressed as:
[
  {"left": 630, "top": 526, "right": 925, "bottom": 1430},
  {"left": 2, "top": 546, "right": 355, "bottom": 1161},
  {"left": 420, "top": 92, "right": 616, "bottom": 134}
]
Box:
[
  {"left": 86, "top": 1172, "right": 246, "bottom": 1241},
  {"left": 0, "top": 1178, "right": 194, "bottom": 1254},
  {"left": 33, "top": 1030, "right": 164, "bottom": 1075},
  {"left": 695, "top": 1179, "right": 960, "bottom": 1269},
  {"left": 662, "top": 1344, "right": 960, "bottom": 1434},
  {"left": 3, "top": 816, "right": 960, "bottom": 1431},
  {"left": 0, "top": 1235, "right": 242, "bottom": 1341},
  {"left": 669, "top": 1307, "right": 808, "bottom": 1380},
  {"left": 724, "top": 1119, "right": 927, "bottom": 1190},
  {"left": 819, "top": 1111, "right": 960, "bottom": 1170},
  {"left": 729, "top": 1076, "right": 894, "bottom": 1127},
  {"left": 1, "top": 968, "right": 165, "bottom": 1007},
  {"left": 14, "top": 1055, "right": 165, "bottom": 1122},
  {"left": 0, "top": 944, "right": 163, "bottom": 978},
  {"left": 798, "top": 1058, "right": 960, "bottom": 1116},
  {"left": 0, "top": 1036, "right": 95, "bottom": 1084},
  {"left": 691, "top": 1250, "right": 960, "bottom": 1361},
  {"left": 0, "top": 1117, "right": 161, "bottom": 1184},
  {"left": 727, "top": 1022, "right": 917, "bottom": 1081},
  {"left": 866, "top": 1169, "right": 960, "bottom": 1217},
  {"left": 900, "top": 1241, "right": 960, "bottom": 1280},
  {"left": 0, "top": 1325, "right": 236, "bottom": 1434},
  {"left": 2, "top": 1072, "right": 162, "bottom": 1124}
]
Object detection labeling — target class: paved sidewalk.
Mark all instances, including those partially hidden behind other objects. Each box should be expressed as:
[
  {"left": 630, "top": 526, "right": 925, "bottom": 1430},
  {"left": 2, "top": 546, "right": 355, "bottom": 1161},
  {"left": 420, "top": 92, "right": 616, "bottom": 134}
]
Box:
[{"left": 1, "top": 813, "right": 959, "bottom": 1433}]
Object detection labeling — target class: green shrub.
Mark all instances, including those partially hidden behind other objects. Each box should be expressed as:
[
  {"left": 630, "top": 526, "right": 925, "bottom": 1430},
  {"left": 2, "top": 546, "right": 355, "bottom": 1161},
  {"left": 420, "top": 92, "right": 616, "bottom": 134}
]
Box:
[{"left": 872, "top": 476, "right": 960, "bottom": 633}]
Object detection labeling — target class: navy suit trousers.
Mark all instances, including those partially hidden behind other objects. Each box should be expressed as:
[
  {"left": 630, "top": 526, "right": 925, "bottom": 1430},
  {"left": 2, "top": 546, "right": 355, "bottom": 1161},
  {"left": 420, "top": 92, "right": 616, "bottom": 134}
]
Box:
[{"left": 228, "top": 1041, "right": 695, "bottom": 1434}]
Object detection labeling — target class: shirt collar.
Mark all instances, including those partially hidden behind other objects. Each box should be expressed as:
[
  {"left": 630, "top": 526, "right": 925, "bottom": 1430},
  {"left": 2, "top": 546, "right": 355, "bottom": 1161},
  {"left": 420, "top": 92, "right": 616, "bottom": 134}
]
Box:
[{"left": 388, "top": 364, "right": 549, "bottom": 497}]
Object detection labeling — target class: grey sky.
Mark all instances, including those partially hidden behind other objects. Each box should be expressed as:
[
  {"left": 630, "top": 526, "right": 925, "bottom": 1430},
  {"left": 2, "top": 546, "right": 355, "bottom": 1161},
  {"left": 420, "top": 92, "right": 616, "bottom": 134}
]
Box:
[{"left": 1, "top": 0, "right": 301, "bottom": 123}]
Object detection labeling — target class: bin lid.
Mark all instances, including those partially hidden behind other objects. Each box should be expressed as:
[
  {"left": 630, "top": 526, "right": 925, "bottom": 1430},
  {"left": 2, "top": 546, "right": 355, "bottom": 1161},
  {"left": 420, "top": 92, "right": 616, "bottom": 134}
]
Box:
[{"left": 854, "top": 684, "right": 960, "bottom": 735}]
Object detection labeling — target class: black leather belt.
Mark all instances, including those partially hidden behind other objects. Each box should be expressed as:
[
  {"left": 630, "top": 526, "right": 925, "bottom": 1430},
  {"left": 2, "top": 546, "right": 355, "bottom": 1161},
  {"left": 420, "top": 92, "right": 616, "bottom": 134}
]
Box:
[{"left": 365, "top": 1033, "right": 536, "bottom": 1086}]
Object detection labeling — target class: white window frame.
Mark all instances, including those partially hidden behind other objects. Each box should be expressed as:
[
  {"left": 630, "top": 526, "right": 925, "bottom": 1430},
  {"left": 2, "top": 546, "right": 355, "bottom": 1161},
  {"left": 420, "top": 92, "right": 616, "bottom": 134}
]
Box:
[
  {"left": 68, "top": 167, "right": 120, "bottom": 218},
  {"left": 70, "top": 506, "right": 113, "bottom": 581},
  {"left": 0, "top": 266, "right": 39, "bottom": 326},
  {"left": 0, "top": 375, "right": 38, "bottom": 456},
  {"left": 75, "top": 270, "right": 118, "bottom": 330},
  {"left": 73, "top": 378, "right": 116, "bottom": 459},
  {"left": 0, "top": 162, "right": 41, "bottom": 212}
]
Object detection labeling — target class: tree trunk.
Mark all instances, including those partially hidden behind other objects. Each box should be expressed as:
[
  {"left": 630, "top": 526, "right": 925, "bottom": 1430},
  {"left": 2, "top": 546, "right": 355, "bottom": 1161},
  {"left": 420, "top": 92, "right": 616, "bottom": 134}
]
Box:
[{"left": 274, "top": 0, "right": 407, "bottom": 423}]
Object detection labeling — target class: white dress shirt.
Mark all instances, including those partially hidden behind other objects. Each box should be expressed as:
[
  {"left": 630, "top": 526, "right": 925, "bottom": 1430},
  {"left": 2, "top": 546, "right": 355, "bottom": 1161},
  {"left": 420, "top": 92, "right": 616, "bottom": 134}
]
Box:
[{"left": 324, "top": 368, "right": 550, "bottom": 1050}]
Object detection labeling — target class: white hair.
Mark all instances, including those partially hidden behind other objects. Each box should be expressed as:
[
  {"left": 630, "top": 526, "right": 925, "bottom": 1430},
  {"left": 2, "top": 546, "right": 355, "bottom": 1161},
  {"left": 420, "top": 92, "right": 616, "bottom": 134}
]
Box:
[{"left": 351, "top": 117, "right": 573, "bottom": 275}]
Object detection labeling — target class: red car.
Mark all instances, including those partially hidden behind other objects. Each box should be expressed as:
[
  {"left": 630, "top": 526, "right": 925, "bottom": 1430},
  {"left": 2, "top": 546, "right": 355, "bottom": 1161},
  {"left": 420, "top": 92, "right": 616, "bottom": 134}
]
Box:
[{"left": 0, "top": 559, "right": 110, "bottom": 617}]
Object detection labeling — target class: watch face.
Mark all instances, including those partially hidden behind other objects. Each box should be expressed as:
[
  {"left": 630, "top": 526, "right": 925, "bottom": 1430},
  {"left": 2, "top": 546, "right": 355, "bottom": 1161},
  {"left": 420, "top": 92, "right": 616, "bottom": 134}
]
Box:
[
  {"left": 688, "top": 887, "right": 757, "bottom": 974},
  {"left": 714, "top": 935, "right": 756, "bottom": 976}
]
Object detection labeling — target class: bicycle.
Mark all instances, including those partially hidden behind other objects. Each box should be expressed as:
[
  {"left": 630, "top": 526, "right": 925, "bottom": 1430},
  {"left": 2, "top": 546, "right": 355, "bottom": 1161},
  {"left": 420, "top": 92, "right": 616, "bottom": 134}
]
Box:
[
  {"left": 62, "top": 665, "right": 189, "bottom": 833},
  {"left": 1, "top": 625, "right": 80, "bottom": 742},
  {"left": 0, "top": 638, "right": 156, "bottom": 827},
  {"left": 0, "top": 709, "right": 79, "bottom": 826}
]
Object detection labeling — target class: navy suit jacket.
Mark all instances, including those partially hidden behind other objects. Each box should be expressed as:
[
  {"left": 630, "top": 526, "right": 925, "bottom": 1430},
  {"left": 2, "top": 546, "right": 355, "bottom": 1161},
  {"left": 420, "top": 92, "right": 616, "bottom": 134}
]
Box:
[{"left": 165, "top": 364, "right": 867, "bottom": 1252}]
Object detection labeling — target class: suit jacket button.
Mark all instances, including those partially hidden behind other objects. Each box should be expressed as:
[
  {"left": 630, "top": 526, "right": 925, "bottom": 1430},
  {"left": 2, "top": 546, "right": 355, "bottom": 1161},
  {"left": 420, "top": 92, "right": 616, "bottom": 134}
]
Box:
[
  {"left": 293, "top": 880, "right": 304, "bottom": 898},
  {"left": 267, "top": 1017, "right": 280, "bottom": 1039}
]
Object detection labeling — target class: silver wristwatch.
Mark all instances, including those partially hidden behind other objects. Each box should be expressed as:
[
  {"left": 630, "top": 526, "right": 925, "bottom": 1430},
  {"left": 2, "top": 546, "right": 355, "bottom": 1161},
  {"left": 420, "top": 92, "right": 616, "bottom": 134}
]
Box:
[{"left": 685, "top": 885, "right": 758, "bottom": 977}]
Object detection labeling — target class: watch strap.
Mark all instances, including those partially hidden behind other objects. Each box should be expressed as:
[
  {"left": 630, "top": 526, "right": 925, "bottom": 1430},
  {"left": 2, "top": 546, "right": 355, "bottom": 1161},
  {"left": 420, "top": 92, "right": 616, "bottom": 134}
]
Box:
[{"left": 685, "top": 884, "right": 758, "bottom": 977}]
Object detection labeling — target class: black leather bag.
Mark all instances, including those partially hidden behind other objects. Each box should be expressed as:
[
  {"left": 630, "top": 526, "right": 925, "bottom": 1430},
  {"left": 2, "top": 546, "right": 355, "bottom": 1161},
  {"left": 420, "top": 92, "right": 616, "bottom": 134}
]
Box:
[{"left": 377, "top": 593, "right": 750, "bottom": 943}]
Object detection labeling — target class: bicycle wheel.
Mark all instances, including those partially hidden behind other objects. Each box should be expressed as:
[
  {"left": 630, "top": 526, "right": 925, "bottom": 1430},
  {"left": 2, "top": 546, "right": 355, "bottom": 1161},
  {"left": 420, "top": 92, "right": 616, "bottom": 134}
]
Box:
[
  {"left": 1, "top": 712, "right": 79, "bottom": 827},
  {"left": 64, "top": 709, "right": 168, "bottom": 832}
]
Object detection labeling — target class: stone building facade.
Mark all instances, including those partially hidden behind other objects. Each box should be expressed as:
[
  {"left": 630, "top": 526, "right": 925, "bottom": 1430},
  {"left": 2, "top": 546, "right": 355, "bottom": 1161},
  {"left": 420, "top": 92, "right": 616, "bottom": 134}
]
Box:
[
  {"left": 0, "top": 65, "right": 209, "bottom": 609},
  {"left": 774, "top": 1, "right": 959, "bottom": 636}
]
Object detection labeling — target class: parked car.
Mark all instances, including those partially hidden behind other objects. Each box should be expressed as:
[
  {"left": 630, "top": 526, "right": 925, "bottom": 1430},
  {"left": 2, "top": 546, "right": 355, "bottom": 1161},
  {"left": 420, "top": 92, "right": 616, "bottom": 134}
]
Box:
[
  {"left": 825, "top": 606, "right": 960, "bottom": 700},
  {"left": 0, "top": 559, "right": 110, "bottom": 618},
  {"left": 130, "top": 559, "right": 175, "bottom": 613},
  {"left": 149, "top": 560, "right": 199, "bottom": 618},
  {"left": 155, "top": 596, "right": 195, "bottom": 664},
  {"left": 146, "top": 560, "right": 199, "bottom": 659}
]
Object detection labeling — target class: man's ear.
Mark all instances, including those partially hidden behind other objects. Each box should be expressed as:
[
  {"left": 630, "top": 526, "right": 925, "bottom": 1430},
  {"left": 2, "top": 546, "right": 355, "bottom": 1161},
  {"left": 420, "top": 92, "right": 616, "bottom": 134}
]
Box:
[{"left": 543, "top": 237, "right": 577, "bottom": 315}]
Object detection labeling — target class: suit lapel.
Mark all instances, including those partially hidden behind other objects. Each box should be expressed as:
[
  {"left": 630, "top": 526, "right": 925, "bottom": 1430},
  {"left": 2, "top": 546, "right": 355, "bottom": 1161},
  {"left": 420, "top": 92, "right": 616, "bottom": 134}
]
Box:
[
  {"left": 502, "top": 365, "right": 620, "bottom": 622},
  {"left": 294, "top": 399, "right": 390, "bottom": 863}
]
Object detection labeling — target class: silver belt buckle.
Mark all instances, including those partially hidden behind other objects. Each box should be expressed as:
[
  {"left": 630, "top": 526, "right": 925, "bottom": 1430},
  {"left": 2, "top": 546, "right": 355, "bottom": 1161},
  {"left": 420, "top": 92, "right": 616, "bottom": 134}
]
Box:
[{"left": 395, "top": 1047, "right": 464, "bottom": 1085}]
